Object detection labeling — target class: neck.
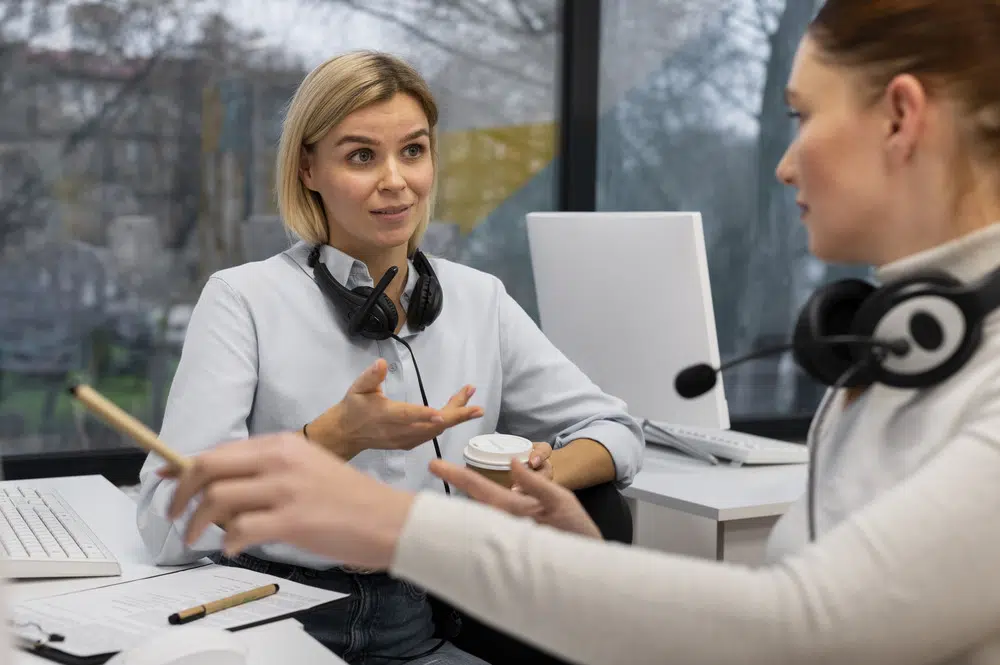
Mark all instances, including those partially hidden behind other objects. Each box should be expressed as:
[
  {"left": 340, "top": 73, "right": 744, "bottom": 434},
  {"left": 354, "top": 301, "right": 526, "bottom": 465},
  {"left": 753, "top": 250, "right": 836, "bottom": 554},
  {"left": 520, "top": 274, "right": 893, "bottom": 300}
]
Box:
[
  {"left": 876, "top": 220, "right": 1000, "bottom": 286},
  {"left": 331, "top": 240, "right": 410, "bottom": 302},
  {"left": 877, "top": 175, "right": 1000, "bottom": 267},
  {"left": 951, "top": 177, "right": 1000, "bottom": 241}
]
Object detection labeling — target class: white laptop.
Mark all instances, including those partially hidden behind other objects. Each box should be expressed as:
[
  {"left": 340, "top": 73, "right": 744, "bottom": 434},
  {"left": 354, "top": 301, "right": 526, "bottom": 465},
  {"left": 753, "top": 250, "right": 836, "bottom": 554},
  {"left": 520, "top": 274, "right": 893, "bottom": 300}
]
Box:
[{"left": 526, "top": 211, "right": 806, "bottom": 466}]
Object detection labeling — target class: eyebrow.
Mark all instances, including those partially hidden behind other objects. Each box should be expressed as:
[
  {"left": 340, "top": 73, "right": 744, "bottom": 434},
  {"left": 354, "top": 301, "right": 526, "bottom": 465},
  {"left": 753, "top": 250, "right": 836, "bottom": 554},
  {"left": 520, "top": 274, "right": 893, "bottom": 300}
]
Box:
[{"left": 334, "top": 128, "right": 430, "bottom": 148}]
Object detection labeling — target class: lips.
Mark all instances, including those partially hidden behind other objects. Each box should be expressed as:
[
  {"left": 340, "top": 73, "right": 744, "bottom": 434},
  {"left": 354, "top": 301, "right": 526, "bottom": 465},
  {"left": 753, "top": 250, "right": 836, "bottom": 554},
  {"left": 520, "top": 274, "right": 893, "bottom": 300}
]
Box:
[
  {"left": 797, "top": 201, "right": 809, "bottom": 216},
  {"left": 371, "top": 205, "right": 411, "bottom": 215}
]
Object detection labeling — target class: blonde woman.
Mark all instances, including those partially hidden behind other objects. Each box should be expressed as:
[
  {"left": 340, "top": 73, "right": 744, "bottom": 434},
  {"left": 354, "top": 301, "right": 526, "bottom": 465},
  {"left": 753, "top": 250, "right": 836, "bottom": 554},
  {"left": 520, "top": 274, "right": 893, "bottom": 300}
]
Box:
[{"left": 136, "top": 51, "right": 644, "bottom": 664}]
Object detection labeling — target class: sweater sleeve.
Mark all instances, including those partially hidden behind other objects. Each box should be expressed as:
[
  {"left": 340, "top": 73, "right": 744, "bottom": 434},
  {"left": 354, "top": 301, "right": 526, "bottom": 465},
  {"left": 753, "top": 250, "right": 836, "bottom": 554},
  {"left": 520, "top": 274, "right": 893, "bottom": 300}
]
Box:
[{"left": 391, "top": 411, "right": 1000, "bottom": 665}]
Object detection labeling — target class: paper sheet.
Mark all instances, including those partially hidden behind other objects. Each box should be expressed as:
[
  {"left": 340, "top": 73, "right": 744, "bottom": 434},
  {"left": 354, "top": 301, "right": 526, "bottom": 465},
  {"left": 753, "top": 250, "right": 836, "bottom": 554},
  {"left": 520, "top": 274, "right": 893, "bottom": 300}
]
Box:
[{"left": 9, "top": 563, "right": 347, "bottom": 657}]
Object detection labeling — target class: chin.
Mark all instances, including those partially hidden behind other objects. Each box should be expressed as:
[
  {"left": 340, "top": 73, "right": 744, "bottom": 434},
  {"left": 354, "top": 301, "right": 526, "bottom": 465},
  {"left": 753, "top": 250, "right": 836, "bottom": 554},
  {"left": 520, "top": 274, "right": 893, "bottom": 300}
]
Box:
[
  {"left": 807, "top": 235, "right": 840, "bottom": 264},
  {"left": 368, "top": 230, "right": 414, "bottom": 251},
  {"left": 807, "top": 233, "right": 868, "bottom": 266}
]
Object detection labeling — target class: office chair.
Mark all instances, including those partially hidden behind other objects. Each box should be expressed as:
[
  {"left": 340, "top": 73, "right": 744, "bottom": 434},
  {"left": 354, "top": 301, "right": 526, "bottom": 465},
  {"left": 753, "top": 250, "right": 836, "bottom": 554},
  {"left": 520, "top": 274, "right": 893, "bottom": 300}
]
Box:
[{"left": 431, "top": 481, "right": 633, "bottom": 665}]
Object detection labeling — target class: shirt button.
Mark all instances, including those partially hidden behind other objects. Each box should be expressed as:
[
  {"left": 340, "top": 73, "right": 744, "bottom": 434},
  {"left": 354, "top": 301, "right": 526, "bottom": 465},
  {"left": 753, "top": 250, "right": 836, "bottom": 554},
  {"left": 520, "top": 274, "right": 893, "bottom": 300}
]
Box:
[{"left": 388, "top": 363, "right": 399, "bottom": 373}]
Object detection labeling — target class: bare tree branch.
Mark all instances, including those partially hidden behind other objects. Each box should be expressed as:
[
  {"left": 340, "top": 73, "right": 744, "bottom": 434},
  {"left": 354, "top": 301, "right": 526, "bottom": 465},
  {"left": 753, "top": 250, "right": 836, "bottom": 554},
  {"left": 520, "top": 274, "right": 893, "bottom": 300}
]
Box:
[
  {"left": 508, "top": 0, "right": 550, "bottom": 36},
  {"left": 428, "top": 0, "right": 555, "bottom": 37},
  {"left": 0, "top": 27, "right": 180, "bottom": 246},
  {"left": 754, "top": 0, "right": 776, "bottom": 36},
  {"left": 325, "top": 0, "right": 550, "bottom": 89},
  {"left": 438, "top": 0, "right": 519, "bottom": 33},
  {"left": 654, "top": 14, "right": 761, "bottom": 122}
]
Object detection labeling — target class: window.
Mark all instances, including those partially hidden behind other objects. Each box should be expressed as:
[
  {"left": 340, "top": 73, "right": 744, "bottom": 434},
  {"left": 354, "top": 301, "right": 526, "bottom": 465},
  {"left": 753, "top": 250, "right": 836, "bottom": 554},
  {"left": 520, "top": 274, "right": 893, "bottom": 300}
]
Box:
[
  {"left": 3, "top": 0, "right": 851, "bottom": 479},
  {"left": 597, "top": 0, "right": 865, "bottom": 422},
  {"left": 0, "top": 1, "right": 560, "bottom": 477}
]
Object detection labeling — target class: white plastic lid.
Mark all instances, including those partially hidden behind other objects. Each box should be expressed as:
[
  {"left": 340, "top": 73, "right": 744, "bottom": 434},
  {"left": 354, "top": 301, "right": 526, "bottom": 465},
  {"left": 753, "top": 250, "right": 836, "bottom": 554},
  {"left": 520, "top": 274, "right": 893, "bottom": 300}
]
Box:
[{"left": 463, "top": 434, "right": 533, "bottom": 470}]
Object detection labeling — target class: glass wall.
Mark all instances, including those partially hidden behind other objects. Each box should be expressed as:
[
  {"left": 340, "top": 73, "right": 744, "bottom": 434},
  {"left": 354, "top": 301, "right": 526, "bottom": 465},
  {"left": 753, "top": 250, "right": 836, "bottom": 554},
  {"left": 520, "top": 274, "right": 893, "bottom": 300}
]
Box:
[
  {"left": 596, "top": 0, "right": 866, "bottom": 420},
  {"left": 0, "top": 0, "right": 559, "bottom": 458},
  {"left": 4, "top": 0, "right": 869, "bottom": 471}
]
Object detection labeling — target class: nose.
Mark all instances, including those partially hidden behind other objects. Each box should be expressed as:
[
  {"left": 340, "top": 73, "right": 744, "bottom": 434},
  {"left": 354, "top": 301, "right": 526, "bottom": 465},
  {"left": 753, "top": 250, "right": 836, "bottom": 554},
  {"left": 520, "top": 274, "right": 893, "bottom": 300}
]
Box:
[
  {"left": 775, "top": 144, "right": 795, "bottom": 187},
  {"left": 378, "top": 157, "right": 406, "bottom": 192}
]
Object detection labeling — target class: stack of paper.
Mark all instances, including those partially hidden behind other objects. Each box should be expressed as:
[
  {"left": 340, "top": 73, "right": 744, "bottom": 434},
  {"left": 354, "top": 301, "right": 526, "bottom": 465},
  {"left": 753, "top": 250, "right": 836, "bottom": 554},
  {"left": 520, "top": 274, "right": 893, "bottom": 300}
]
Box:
[{"left": 10, "top": 564, "right": 347, "bottom": 661}]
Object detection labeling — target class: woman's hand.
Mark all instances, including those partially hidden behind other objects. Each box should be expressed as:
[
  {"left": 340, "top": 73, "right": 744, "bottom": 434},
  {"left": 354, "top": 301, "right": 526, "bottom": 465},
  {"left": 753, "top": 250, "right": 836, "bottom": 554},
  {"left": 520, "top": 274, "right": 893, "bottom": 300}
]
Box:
[
  {"left": 429, "top": 458, "right": 602, "bottom": 539},
  {"left": 166, "top": 433, "right": 413, "bottom": 568},
  {"left": 515, "top": 442, "right": 554, "bottom": 491},
  {"left": 308, "top": 358, "right": 484, "bottom": 459}
]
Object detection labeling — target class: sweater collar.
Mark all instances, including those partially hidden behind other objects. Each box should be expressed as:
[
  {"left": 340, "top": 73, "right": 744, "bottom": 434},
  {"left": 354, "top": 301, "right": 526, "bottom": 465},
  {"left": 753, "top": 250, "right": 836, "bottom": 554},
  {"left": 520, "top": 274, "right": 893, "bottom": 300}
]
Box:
[{"left": 876, "top": 223, "right": 1000, "bottom": 284}]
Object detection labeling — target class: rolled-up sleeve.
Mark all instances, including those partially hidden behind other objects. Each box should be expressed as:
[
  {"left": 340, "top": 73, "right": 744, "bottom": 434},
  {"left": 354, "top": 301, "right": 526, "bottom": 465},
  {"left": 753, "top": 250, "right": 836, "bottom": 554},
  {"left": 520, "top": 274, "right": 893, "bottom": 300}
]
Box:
[
  {"left": 496, "top": 285, "right": 644, "bottom": 486},
  {"left": 135, "top": 275, "right": 259, "bottom": 565}
]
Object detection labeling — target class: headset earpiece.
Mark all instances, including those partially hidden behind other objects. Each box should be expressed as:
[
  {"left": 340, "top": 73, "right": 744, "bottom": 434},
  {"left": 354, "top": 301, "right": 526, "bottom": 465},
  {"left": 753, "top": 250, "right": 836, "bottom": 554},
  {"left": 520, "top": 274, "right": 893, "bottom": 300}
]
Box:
[
  {"left": 309, "top": 246, "right": 443, "bottom": 339},
  {"left": 793, "top": 279, "right": 877, "bottom": 387},
  {"left": 850, "top": 271, "right": 981, "bottom": 388},
  {"left": 792, "top": 267, "right": 1000, "bottom": 390},
  {"left": 406, "top": 250, "right": 443, "bottom": 331}
]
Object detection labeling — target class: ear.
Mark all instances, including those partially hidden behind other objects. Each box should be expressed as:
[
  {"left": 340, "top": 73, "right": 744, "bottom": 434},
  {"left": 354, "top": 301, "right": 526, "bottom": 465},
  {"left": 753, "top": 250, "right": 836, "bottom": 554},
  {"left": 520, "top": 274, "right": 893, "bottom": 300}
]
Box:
[
  {"left": 883, "top": 74, "right": 927, "bottom": 162},
  {"left": 299, "top": 147, "right": 317, "bottom": 191}
]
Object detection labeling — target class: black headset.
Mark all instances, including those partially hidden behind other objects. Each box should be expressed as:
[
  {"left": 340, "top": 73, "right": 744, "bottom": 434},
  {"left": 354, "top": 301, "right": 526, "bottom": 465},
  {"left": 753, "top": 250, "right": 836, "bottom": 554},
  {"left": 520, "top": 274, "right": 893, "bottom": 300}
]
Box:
[
  {"left": 792, "top": 265, "right": 1000, "bottom": 390},
  {"left": 307, "top": 245, "right": 443, "bottom": 340},
  {"left": 676, "top": 263, "right": 1000, "bottom": 543},
  {"left": 304, "top": 242, "right": 452, "bottom": 508}
]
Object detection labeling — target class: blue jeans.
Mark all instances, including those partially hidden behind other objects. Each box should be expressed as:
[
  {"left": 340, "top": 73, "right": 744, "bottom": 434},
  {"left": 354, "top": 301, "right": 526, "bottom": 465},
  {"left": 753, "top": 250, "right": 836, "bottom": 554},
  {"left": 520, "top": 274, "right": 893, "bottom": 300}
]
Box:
[{"left": 210, "top": 553, "right": 489, "bottom": 665}]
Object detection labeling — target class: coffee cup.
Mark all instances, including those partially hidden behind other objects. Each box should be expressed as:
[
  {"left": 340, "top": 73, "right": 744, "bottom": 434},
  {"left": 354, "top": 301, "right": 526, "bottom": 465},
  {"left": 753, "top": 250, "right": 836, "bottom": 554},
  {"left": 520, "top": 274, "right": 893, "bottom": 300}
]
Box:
[{"left": 463, "top": 434, "right": 533, "bottom": 487}]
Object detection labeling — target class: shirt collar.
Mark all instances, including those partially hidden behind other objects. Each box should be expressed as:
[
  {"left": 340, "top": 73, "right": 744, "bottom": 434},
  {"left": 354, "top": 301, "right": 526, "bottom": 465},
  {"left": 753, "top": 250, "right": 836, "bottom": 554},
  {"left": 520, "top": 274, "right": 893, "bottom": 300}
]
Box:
[
  {"left": 875, "top": 222, "right": 1000, "bottom": 285},
  {"left": 287, "top": 241, "right": 419, "bottom": 310}
]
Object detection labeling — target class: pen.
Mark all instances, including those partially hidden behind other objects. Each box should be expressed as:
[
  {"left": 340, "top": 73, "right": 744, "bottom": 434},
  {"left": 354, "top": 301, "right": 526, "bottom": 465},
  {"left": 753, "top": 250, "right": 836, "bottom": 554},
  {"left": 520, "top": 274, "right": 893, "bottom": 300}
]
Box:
[
  {"left": 67, "top": 383, "right": 235, "bottom": 529},
  {"left": 68, "top": 383, "right": 191, "bottom": 472},
  {"left": 13, "top": 635, "right": 42, "bottom": 652},
  {"left": 168, "top": 583, "right": 280, "bottom": 625}
]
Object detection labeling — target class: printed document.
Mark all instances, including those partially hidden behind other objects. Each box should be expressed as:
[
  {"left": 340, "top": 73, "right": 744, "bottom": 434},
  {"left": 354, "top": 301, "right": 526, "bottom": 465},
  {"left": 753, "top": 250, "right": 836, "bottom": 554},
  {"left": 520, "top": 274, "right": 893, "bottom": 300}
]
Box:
[{"left": 10, "top": 563, "right": 347, "bottom": 657}]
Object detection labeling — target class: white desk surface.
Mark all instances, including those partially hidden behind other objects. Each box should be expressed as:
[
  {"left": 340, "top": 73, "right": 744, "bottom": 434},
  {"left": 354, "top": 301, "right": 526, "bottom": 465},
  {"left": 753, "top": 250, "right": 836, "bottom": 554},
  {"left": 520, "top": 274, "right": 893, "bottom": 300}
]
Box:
[
  {"left": 3, "top": 475, "right": 207, "bottom": 605},
  {"left": 1, "top": 474, "right": 345, "bottom": 664},
  {"left": 624, "top": 444, "right": 808, "bottom": 521}
]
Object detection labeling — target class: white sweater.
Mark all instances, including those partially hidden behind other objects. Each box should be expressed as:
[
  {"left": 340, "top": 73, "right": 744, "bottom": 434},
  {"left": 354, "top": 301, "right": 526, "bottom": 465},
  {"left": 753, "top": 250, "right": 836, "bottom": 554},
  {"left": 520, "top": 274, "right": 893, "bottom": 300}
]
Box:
[{"left": 390, "top": 223, "right": 1000, "bottom": 665}]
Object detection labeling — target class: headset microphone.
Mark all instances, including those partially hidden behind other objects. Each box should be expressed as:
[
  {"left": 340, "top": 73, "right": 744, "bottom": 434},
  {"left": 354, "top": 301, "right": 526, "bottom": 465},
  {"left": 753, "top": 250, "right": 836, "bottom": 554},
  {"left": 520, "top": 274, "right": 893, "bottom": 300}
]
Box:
[
  {"left": 347, "top": 266, "right": 398, "bottom": 337},
  {"left": 306, "top": 243, "right": 451, "bottom": 509},
  {"left": 675, "top": 335, "right": 911, "bottom": 399},
  {"left": 673, "top": 266, "right": 1000, "bottom": 544}
]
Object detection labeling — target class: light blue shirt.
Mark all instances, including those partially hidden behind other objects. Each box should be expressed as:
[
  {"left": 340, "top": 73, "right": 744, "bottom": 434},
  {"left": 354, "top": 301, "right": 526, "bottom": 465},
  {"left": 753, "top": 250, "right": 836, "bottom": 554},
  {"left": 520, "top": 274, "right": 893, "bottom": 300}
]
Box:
[{"left": 137, "top": 241, "right": 645, "bottom": 567}]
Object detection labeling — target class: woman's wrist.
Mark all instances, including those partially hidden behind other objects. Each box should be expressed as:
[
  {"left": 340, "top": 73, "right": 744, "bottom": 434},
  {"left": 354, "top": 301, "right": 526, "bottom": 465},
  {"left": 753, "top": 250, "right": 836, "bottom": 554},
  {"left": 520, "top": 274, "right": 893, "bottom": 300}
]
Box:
[{"left": 305, "top": 404, "right": 360, "bottom": 460}]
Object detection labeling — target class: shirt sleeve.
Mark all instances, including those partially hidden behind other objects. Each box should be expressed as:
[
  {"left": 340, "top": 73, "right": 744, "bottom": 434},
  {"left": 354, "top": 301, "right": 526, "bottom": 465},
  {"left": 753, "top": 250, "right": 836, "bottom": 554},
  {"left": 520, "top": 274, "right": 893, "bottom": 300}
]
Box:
[
  {"left": 496, "top": 284, "right": 644, "bottom": 486},
  {"left": 135, "top": 275, "right": 259, "bottom": 565},
  {"left": 391, "top": 403, "right": 1000, "bottom": 665}
]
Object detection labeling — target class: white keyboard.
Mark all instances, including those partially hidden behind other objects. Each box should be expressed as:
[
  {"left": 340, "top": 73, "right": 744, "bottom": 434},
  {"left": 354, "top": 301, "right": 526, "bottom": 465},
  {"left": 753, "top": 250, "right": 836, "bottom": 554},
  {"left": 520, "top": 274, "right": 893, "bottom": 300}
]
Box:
[
  {"left": 0, "top": 485, "right": 121, "bottom": 578},
  {"left": 644, "top": 421, "right": 809, "bottom": 466}
]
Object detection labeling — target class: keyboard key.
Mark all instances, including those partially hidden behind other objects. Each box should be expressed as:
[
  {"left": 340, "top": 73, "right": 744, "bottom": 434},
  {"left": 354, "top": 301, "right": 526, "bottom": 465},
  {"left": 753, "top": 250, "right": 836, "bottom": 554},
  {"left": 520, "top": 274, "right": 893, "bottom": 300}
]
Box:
[
  {"left": 0, "top": 484, "right": 120, "bottom": 577},
  {"left": 0, "top": 531, "right": 26, "bottom": 557}
]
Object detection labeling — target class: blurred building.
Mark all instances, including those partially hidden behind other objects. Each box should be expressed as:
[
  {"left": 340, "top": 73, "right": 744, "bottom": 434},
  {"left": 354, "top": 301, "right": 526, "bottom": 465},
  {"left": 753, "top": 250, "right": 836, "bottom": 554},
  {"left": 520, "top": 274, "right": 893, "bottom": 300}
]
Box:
[{"left": 0, "top": 35, "right": 304, "bottom": 269}]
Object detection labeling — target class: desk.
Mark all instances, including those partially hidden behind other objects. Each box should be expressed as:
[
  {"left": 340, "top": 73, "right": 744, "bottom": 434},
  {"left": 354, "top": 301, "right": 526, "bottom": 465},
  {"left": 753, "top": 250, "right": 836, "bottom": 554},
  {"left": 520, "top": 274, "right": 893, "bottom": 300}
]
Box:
[
  {"left": 1, "top": 475, "right": 345, "bottom": 665},
  {"left": 623, "top": 445, "right": 807, "bottom": 563}
]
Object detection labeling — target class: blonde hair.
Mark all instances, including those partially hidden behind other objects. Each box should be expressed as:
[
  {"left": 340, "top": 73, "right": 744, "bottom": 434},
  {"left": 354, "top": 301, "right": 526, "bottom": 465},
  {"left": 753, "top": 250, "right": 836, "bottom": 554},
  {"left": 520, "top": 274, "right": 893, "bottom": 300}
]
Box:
[{"left": 276, "top": 50, "right": 439, "bottom": 256}]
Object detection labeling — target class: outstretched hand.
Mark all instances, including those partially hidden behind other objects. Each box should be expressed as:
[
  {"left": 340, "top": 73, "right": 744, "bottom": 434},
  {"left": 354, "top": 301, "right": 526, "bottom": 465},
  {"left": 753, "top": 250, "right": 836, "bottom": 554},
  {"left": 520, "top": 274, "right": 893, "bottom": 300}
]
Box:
[
  {"left": 309, "top": 358, "right": 484, "bottom": 458},
  {"left": 166, "top": 433, "right": 413, "bottom": 568},
  {"left": 429, "top": 458, "right": 602, "bottom": 539}
]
